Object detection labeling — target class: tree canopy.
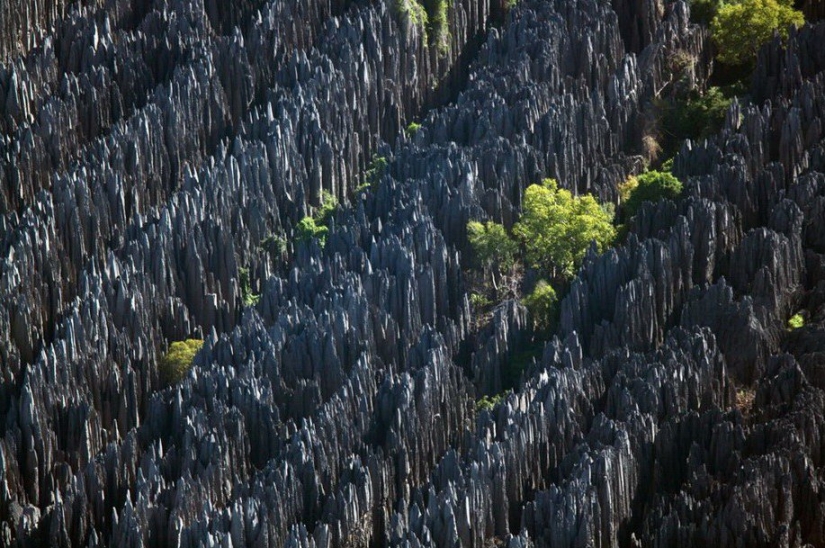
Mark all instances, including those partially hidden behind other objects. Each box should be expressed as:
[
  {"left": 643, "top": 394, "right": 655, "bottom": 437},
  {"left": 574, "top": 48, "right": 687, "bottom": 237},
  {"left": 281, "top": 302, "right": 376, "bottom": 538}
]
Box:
[
  {"left": 711, "top": 0, "right": 804, "bottom": 67},
  {"left": 160, "top": 339, "right": 204, "bottom": 385},
  {"left": 467, "top": 221, "right": 518, "bottom": 273},
  {"left": 620, "top": 170, "right": 683, "bottom": 218},
  {"left": 522, "top": 280, "right": 558, "bottom": 332},
  {"left": 514, "top": 179, "right": 616, "bottom": 279}
]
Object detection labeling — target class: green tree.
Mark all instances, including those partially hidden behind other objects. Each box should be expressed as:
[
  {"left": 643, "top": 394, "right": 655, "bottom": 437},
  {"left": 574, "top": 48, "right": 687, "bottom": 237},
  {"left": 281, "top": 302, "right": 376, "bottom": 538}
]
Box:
[
  {"left": 711, "top": 0, "right": 804, "bottom": 67},
  {"left": 467, "top": 221, "right": 518, "bottom": 289},
  {"left": 656, "top": 87, "right": 733, "bottom": 154},
  {"left": 513, "top": 179, "right": 616, "bottom": 279},
  {"left": 160, "top": 339, "right": 204, "bottom": 385},
  {"left": 522, "top": 280, "right": 558, "bottom": 332},
  {"left": 621, "top": 170, "right": 683, "bottom": 218},
  {"left": 690, "top": 0, "right": 722, "bottom": 25}
]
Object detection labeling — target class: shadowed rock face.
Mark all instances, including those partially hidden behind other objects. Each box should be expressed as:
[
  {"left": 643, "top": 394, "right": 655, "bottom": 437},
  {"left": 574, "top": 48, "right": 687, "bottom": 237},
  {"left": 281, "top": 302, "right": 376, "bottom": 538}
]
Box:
[{"left": 0, "top": 0, "right": 824, "bottom": 546}]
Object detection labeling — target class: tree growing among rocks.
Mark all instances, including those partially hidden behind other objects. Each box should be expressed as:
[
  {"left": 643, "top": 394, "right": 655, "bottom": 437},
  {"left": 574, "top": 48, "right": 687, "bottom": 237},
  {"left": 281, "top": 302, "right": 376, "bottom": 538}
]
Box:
[{"left": 514, "top": 179, "right": 616, "bottom": 279}]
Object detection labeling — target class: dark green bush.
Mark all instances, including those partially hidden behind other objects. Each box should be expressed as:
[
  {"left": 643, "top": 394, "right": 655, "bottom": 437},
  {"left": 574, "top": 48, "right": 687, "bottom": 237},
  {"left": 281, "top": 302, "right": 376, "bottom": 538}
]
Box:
[
  {"left": 689, "top": 0, "right": 721, "bottom": 24},
  {"left": 620, "top": 170, "right": 683, "bottom": 218},
  {"left": 657, "top": 87, "right": 732, "bottom": 153},
  {"left": 354, "top": 154, "right": 386, "bottom": 195}
]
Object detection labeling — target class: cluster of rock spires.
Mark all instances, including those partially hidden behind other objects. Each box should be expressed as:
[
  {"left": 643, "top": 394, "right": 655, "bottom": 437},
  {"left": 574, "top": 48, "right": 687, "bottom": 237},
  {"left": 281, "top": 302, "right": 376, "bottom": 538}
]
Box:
[{"left": 0, "top": 0, "right": 824, "bottom": 545}]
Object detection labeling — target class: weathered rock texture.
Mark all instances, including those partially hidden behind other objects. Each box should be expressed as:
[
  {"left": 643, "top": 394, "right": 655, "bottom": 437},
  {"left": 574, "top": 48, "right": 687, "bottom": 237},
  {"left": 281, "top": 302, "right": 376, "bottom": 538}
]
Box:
[{"left": 0, "top": 0, "right": 824, "bottom": 546}]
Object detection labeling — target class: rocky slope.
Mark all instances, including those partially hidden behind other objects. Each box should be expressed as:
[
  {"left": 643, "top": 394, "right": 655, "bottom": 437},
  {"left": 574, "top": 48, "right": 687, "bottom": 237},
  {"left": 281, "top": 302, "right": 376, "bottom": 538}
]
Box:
[{"left": 0, "top": 0, "right": 824, "bottom": 546}]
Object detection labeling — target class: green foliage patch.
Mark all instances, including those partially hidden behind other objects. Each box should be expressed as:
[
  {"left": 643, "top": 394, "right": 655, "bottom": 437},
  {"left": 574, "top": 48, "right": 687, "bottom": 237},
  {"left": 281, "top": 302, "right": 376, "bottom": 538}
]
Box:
[
  {"left": 296, "top": 216, "right": 329, "bottom": 246},
  {"left": 788, "top": 313, "right": 805, "bottom": 330},
  {"left": 656, "top": 87, "right": 733, "bottom": 154},
  {"left": 316, "top": 190, "right": 339, "bottom": 226},
  {"left": 514, "top": 179, "right": 616, "bottom": 279},
  {"left": 620, "top": 170, "right": 683, "bottom": 219},
  {"left": 522, "top": 280, "right": 557, "bottom": 333},
  {"left": 711, "top": 0, "right": 803, "bottom": 67},
  {"left": 296, "top": 190, "right": 338, "bottom": 246},
  {"left": 428, "top": 0, "right": 451, "bottom": 53},
  {"left": 160, "top": 339, "right": 204, "bottom": 385},
  {"left": 260, "top": 233, "right": 287, "bottom": 256},
  {"left": 467, "top": 221, "right": 518, "bottom": 275},
  {"left": 689, "top": 0, "right": 722, "bottom": 24},
  {"left": 396, "top": 0, "right": 429, "bottom": 29},
  {"left": 470, "top": 292, "right": 492, "bottom": 310},
  {"left": 239, "top": 267, "right": 261, "bottom": 307},
  {"left": 476, "top": 392, "right": 507, "bottom": 412}
]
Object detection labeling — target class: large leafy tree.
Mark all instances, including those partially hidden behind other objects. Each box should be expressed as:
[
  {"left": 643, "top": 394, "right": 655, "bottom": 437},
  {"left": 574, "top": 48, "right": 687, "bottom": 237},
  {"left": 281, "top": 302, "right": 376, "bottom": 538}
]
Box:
[
  {"left": 711, "top": 0, "right": 804, "bottom": 67},
  {"left": 514, "top": 179, "right": 616, "bottom": 279}
]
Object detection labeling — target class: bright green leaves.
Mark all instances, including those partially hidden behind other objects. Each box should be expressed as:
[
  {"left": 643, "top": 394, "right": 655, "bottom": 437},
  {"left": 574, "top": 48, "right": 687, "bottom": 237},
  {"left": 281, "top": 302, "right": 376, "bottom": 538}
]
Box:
[
  {"left": 513, "top": 179, "right": 616, "bottom": 279},
  {"left": 296, "top": 190, "right": 338, "bottom": 247},
  {"left": 522, "top": 280, "right": 558, "bottom": 333},
  {"left": 467, "top": 221, "right": 518, "bottom": 275},
  {"left": 711, "top": 0, "right": 804, "bottom": 67},
  {"left": 160, "top": 339, "right": 204, "bottom": 385},
  {"left": 295, "top": 216, "right": 329, "bottom": 246}
]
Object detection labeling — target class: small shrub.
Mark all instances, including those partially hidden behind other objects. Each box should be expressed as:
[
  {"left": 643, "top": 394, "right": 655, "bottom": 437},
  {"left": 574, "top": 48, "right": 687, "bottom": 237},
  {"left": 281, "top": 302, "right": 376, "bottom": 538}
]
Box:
[
  {"left": 316, "top": 190, "right": 338, "bottom": 226},
  {"left": 668, "top": 50, "right": 695, "bottom": 76},
  {"left": 470, "top": 292, "right": 492, "bottom": 309},
  {"left": 618, "top": 175, "right": 639, "bottom": 204},
  {"left": 296, "top": 216, "right": 329, "bottom": 246},
  {"left": 788, "top": 313, "right": 805, "bottom": 330},
  {"left": 476, "top": 392, "right": 507, "bottom": 412},
  {"left": 239, "top": 267, "right": 261, "bottom": 307},
  {"left": 642, "top": 134, "right": 662, "bottom": 164},
  {"left": 260, "top": 233, "right": 287, "bottom": 256},
  {"left": 366, "top": 155, "right": 388, "bottom": 185},
  {"left": 160, "top": 339, "right": 204, "bottom": 385},
  {"left": 621, "top": 170, "right": 683, "bottom": 218},
  {"left": 353, "top": 155, "right": 389, "bottom": 198},
  {"left": 735, "top": 387, "right": 755, "bottom": 416},
  {"left": 395, "top": 0, "right": 428, "bottom": 30},
  {"left": 406, "top": 121, "right": 422, "bottom": 137},
  {"left": 522, "top": 280, "right": 557, "bottom": 333}
]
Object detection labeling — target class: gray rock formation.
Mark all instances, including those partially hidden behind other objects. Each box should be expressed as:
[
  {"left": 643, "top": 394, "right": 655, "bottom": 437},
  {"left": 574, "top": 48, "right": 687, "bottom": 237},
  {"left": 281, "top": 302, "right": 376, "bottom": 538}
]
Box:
[{"left": 1, "top": 0, "right": 824, "bottom": 546}]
